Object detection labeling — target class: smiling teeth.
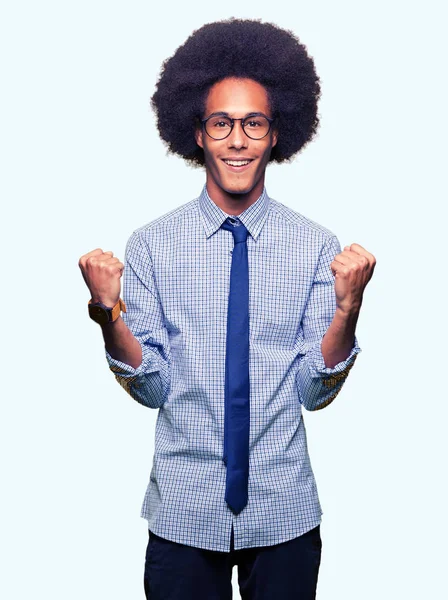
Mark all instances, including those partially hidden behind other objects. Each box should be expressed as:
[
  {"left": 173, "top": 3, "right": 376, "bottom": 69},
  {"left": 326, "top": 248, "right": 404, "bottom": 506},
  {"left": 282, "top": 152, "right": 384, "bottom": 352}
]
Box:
[{"left": 223, "top": 160, "right": 251, "bottom": 166}]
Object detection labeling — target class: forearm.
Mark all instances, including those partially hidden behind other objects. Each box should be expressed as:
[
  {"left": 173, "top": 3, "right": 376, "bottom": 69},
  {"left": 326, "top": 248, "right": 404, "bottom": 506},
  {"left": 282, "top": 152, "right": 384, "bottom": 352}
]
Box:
[
  {"left": 101, "top": 316, "right": 142, "bottom": 369},
  {"left": 321, "top": 306, "right": 360, "bottom": 369}
]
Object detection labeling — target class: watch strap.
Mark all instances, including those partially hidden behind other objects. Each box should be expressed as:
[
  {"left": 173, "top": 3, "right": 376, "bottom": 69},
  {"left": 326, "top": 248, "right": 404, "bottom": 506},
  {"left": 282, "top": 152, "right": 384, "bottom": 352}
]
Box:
[{"left": 111, "top": 298, "right": 127, "bottom": 321}]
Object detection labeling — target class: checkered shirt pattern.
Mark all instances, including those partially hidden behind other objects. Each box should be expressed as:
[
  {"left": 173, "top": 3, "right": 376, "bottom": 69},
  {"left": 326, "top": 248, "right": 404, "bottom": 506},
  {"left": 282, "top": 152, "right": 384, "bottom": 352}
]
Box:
[{"left": 106, "top": 184, "right": 361, "bottom": 552}]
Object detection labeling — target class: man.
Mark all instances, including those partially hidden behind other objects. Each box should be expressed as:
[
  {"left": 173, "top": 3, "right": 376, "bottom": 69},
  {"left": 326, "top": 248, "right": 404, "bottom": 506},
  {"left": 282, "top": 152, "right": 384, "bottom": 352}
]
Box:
[{"left": 79, "top": 18, "right": 375, "bottom": 600}]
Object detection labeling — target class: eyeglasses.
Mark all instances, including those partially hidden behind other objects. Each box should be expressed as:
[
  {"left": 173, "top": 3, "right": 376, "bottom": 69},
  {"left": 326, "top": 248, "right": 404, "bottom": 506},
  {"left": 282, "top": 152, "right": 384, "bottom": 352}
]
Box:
[{"left": 201, "top": 113, "right": 276, "bottom": 141}]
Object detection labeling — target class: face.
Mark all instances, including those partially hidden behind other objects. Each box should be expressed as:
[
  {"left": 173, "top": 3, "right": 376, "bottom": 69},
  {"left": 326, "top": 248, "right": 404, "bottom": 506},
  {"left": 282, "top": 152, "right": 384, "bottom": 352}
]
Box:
[{"left": 195, "top": 77, "right": 278, "bottom": 212}]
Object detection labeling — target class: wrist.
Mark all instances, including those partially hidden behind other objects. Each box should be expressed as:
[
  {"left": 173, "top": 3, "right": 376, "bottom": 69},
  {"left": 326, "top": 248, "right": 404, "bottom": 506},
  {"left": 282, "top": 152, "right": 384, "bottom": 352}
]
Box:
[
  {"left": 90, "top": 297, "right": 119, "bottom": 308},
  {"left": 335, "top": 301, "right": 362, "bottom": 319}
]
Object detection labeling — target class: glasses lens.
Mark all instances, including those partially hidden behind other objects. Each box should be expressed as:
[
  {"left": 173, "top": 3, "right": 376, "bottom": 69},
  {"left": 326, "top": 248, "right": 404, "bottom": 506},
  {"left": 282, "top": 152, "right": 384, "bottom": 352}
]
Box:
[
  {"left": 243, "top": 116, "right": 270, "bottom": 139},
  {"left": 205, "top": 116, "right": 233, "bottom": 140}
]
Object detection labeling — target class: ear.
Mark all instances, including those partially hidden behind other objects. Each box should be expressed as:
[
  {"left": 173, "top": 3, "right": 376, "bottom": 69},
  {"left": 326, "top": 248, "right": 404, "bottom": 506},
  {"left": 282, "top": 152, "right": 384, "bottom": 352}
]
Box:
[
  {"left": 271, "top": 127, "right": 278, "bottom": 148},
  {"left": 195, "top": 124, "right": 204, "bottom": 149}
]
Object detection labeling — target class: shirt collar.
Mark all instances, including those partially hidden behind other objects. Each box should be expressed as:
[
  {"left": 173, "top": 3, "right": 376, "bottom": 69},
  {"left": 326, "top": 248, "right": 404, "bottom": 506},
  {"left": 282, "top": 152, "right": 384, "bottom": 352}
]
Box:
[{"left": 198, "top": 184, "right": 271, "bottom": 241}]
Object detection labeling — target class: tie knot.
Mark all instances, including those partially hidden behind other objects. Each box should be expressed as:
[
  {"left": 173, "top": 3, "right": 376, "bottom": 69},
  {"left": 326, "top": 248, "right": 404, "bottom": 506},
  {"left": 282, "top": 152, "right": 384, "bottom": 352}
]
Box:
[{"left": 221, "top": 218, "right": 248, "bottom": 244}]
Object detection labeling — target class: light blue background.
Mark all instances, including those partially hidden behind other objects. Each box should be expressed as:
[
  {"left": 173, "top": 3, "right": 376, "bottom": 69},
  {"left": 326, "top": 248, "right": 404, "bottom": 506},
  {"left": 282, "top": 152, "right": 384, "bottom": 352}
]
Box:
[{"left": 1, "top": 1, "right": 446, "bottom": 598}]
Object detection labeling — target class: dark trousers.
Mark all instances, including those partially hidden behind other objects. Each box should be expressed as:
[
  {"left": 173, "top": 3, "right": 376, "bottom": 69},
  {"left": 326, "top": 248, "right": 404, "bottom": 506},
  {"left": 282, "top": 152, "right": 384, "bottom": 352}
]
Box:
[{"left": 144, "top": 524, "right": 322, "bottom": 599}]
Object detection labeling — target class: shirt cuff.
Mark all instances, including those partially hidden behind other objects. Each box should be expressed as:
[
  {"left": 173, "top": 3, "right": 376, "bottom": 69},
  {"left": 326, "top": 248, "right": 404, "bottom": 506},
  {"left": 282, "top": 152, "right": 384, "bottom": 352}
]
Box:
[
  {"left": 105, "top": 348, "right": 147, "bottom": 378},
  {"left": 307, "top": 335, "right": 362, "bottom": 378}
]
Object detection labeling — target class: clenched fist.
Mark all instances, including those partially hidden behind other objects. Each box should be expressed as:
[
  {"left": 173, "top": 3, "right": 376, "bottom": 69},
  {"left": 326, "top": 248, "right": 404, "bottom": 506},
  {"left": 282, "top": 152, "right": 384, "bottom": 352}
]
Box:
[
  {"left": 78, "top": 248, "right": 124, "bottom": 308},
  {"left": 330, "top": 243, "right": 376, "bottom": 314}
]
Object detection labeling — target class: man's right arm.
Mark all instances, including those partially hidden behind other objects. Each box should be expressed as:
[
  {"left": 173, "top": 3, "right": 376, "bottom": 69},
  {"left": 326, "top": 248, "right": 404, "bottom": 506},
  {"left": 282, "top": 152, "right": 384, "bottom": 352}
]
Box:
[{"left": 79, "top": 233, "right": 171, "bottom": 409}]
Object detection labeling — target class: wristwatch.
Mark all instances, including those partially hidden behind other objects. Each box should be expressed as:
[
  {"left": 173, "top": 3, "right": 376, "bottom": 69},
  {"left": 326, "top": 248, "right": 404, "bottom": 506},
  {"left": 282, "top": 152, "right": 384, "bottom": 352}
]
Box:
[{"left": 88, "top": 298, "right": 127, "bottom": 325}]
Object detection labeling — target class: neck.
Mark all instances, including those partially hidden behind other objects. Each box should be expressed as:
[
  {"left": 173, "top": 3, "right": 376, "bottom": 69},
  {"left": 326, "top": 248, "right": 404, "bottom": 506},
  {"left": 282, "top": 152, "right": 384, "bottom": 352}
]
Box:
[{"left": 205, "top": 175, "right": 265, "bottom": 216}]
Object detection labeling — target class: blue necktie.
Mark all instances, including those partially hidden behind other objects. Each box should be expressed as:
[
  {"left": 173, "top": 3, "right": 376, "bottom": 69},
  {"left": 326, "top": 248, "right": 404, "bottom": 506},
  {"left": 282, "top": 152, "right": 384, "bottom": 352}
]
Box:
[{"left": 221, "top": 217, "right": 250, "bottom": 515}]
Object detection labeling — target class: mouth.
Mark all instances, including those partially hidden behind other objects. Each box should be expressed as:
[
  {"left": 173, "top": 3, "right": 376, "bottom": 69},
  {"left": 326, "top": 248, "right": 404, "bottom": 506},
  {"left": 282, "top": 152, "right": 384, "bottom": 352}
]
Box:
[{"left": 221, "top": 158, "right": 254, "bottom": 172}]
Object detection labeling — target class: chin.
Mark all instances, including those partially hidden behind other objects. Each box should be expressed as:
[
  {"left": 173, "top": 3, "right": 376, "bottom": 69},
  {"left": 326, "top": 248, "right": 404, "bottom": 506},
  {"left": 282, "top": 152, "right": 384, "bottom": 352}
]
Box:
[
  {"left": 227, "top": 187, "right": 251, "bottom": 196},
  {"left": 224, "top": 180, "right": 254, "bottom": 195}
]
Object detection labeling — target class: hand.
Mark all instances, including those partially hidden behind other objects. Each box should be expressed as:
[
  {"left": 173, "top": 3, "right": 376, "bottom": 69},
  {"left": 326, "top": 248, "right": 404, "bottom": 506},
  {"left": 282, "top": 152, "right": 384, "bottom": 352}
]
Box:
[
  {"left": 330, "top": 243, "right": 376, "bottom": 314},
  {"left": 78, "top": 248, "right": 124, "bottom": 308}
]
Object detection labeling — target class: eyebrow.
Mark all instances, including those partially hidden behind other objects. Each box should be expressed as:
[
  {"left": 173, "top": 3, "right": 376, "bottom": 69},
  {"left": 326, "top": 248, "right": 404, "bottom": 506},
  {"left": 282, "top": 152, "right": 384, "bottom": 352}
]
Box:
[{"left": 206, "top": 111, "right": 269, "bottom": 119}]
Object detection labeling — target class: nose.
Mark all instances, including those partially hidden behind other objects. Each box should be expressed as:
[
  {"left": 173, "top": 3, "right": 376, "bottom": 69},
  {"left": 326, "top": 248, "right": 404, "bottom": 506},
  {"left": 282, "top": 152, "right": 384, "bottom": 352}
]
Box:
[{"left": 227, "top": 120, "right": 248, "bottom": 149}]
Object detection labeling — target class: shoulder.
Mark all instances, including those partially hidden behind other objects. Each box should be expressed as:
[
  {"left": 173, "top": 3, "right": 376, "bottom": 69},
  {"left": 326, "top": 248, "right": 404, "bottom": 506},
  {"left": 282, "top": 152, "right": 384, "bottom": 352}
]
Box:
[
  {"left": 134, "top": 198, "right": 199, "bottom": 235},
  {"left": 268, "top": 197, "right": 337, "bottom": 242},
  {"left": 125, "top": 197, "right": 199, "bottom": 250}
]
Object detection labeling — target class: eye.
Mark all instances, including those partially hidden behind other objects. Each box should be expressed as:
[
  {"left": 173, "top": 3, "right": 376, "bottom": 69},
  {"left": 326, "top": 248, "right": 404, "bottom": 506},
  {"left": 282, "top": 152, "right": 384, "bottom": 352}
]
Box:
[
  {"left": 210, "top": 118, "right": 231, "bottom": 128},
  {"left": 246, "top": 119, "right": 262, "bottom": 128}
]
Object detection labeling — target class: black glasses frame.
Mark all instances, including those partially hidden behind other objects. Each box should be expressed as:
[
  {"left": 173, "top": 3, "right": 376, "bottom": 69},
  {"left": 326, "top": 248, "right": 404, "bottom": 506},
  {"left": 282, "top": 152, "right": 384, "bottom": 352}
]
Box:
[{"left": 201, "top": 113, "right": 276, "bottom": 140}]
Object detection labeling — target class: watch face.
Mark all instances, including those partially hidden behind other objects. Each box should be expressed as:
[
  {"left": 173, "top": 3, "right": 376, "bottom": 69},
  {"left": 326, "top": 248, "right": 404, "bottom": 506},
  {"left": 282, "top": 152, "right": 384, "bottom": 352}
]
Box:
[{"left": 89, "top": 304, "right": 110, "bottom": 325}]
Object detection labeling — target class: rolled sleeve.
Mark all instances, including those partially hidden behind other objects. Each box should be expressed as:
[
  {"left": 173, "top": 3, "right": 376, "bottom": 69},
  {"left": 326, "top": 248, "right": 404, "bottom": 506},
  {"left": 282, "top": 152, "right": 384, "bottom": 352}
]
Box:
[{"left": 106, "top": 347, "right": 170, "bottom": 409}]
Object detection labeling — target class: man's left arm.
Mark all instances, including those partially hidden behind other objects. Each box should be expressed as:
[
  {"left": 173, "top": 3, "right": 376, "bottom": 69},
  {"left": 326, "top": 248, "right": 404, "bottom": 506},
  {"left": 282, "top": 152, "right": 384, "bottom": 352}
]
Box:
[{"left": 296, "top": 236, "right": 376, "bottom": 411}]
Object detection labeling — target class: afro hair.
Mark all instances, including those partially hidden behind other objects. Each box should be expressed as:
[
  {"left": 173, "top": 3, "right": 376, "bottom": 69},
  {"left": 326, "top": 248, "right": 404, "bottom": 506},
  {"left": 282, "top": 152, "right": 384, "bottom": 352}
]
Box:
[{"left": 151, "top": 18, "right": 321, "bottom": 167}]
